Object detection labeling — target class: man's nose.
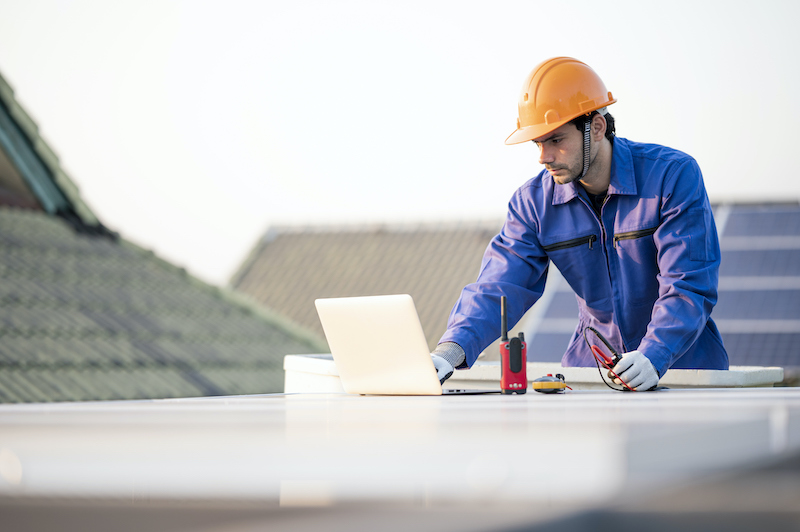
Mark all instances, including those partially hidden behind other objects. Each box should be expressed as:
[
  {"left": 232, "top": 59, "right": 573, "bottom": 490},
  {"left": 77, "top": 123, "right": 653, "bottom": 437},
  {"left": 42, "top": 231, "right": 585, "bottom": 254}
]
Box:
[{"left": 538, "top": 145, "right": 553, "bottom": 165}]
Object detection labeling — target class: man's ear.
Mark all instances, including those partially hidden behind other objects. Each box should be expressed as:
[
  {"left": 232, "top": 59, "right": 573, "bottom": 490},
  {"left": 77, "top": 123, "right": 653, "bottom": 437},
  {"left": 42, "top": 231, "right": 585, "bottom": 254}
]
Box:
[{"left": 591, "top": 113, "right": 607, "bottom": 141}]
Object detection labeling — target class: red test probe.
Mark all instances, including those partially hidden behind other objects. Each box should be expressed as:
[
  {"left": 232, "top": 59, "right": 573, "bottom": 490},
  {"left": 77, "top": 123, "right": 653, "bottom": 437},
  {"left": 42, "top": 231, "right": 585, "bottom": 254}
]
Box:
[{"left": 584, "top": 327, "right": 635, "bottom": 392}]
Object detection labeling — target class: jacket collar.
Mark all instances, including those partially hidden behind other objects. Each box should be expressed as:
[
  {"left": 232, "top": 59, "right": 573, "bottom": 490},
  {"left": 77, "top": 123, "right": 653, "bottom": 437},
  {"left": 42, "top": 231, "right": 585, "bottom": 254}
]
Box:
[{"left": 551, "top": 137, "right": 638, "bottom": 205}]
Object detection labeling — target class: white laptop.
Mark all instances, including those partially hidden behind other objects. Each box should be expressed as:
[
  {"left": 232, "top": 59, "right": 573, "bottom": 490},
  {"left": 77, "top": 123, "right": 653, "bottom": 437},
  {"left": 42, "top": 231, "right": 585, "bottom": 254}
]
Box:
[{"left": 315, "top": 294, "right": 499, "bottom": 395}]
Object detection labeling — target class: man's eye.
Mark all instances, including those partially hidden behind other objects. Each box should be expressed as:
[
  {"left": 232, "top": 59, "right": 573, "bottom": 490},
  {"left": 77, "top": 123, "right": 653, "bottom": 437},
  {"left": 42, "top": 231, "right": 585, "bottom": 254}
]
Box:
[{"left": 551, "top": 138, "right": 561, "bottom": 144}]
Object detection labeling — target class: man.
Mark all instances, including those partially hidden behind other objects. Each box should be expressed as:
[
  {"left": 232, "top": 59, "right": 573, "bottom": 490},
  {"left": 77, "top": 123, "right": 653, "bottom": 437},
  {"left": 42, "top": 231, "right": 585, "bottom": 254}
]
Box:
[{"left": 431, "top": 57, "right": 728, "bottom": 391}]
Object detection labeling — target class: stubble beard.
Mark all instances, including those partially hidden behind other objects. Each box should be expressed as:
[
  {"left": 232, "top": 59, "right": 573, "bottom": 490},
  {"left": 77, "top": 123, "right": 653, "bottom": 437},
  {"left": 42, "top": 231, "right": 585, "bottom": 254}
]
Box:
[
  {"left": 547, "top": 152, "right": 583, "bottom": 186},
  {"left": 550, "top": 170, "right": 580, "bottom": 186}
]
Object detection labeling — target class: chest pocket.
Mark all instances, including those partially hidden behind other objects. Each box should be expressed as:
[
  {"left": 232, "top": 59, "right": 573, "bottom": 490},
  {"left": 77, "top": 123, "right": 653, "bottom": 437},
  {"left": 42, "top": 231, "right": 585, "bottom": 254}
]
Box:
[
  {"left": 542, "top": 234, "right": 608, "bottom": 308},
  {"left": 613, "top": 227, "right": 657, "bottom": 248},
  {"left": 613, "top": 226, "right": 659, "bottom": 305},
  {"left": 542, "top": 235, "right": 597, "bottom": 253}
]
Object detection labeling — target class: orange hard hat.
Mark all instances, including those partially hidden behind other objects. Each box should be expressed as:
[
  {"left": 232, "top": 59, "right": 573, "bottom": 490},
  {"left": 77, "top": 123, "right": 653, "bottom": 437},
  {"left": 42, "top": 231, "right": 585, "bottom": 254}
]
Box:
[{"left": 505, "top": 57, "right": 617, "bottom": 145}]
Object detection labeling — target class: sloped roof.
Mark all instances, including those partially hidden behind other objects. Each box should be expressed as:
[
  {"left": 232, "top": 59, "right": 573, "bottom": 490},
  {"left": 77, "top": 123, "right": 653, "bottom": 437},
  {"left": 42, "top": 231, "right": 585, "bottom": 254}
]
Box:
[
  {"left": 0, "top": 207, "right": 325, "bottom": 402},
  {"left": 0, "top": 70, "right": 325, "bottom": 403},
  {"left": 230, "top": 221, "right": 503, "bottom": 350},
  {"left": 0, "top": 71, "right": 96, "bottom": 225}
]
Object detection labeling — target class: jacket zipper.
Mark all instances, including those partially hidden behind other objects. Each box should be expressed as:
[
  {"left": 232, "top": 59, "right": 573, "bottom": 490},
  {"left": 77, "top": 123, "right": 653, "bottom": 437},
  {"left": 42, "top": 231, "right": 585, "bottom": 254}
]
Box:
[
  {"left": 613, "top": 227, "right": 658, "bottom": 248},
  {"left": 579, "top": 193, "right": 628, "bottom": 352},
  {"left": 542, "top": 234, "right": 597, "bottom": 252}
]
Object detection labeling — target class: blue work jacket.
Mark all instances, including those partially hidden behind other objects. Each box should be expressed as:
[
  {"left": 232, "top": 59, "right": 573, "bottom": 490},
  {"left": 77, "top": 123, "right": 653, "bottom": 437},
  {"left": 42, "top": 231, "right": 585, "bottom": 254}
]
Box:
[{"left": 439, "top": 137, "right": 728, "bottom": 377}]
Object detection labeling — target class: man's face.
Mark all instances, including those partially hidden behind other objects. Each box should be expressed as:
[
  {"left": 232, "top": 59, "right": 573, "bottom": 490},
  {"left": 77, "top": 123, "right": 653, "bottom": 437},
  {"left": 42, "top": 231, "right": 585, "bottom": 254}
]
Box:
[{"left": 533, "top": 122, "right": 584, "bottom": 185}]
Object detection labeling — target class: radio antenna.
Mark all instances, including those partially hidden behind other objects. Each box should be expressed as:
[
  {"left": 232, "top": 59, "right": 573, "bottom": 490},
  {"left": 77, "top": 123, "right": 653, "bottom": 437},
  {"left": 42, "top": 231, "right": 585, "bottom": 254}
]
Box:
[{"left": 500, "top": 296, "right": 508, "bottom": 342}]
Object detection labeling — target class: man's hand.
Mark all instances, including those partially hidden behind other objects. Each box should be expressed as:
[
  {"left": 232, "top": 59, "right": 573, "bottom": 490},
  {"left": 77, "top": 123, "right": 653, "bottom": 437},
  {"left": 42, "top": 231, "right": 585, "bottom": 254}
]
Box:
[
  {"left": 430, "top": 343, "right": 465, "bottom": 385},
  {"left": 431, "top": 354, "right": 454, "bottom": 385},
  {"left": 611, "top": 350, "right": 659, "bottom": 391}
]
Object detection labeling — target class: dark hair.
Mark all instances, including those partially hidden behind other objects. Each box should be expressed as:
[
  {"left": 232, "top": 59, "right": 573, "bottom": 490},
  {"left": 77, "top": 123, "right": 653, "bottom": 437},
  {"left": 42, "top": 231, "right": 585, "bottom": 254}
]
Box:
[{"left": 570, "top": 111, "right": 615, "bottom": 141}]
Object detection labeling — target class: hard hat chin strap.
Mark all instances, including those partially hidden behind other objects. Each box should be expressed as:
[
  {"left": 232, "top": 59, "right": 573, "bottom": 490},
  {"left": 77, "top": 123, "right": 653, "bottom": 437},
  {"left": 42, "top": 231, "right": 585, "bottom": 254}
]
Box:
[{"left": 580, "top": 116, "right": 591, "bottom": 178}]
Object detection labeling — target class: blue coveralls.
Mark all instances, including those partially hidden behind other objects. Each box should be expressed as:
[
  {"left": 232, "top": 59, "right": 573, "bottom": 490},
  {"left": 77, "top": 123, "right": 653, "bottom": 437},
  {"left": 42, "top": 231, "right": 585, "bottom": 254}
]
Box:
[{"left": 439, "top": 137, "right": 728, "bottom": 377}]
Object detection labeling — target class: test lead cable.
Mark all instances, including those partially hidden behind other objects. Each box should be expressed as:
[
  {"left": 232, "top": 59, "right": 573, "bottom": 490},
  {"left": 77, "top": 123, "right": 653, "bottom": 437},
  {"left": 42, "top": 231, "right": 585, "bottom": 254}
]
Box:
[{"left": 582, "top": 327, "right": 635, "bottom": 392}]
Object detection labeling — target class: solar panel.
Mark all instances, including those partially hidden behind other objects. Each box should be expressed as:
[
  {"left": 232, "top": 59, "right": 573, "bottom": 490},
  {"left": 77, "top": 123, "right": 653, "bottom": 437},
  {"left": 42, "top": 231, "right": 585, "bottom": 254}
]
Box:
[
  {"left": 715, "top": 290, "right": 800, "bottom": 319},
  {"left": 527, "top": 333, "right": 571, "bottom": 363},
  {"left": 723, "top": 206, "right": 800, "bottom": 237},
  {"left": 721, "top": 333, "right": 800, "bottom": 367},
  {"left": 720, "top": 250, "right": 800, "bottom": 276}
]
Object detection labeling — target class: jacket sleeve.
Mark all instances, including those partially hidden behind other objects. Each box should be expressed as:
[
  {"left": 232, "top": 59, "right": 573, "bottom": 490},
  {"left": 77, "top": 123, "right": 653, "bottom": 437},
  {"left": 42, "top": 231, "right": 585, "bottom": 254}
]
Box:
[
  {"left": 637, "top": 157, "right": 721, "bottom": 376},
  {"left": 438, "top": 188, "right": 550, "bottom": 367}
]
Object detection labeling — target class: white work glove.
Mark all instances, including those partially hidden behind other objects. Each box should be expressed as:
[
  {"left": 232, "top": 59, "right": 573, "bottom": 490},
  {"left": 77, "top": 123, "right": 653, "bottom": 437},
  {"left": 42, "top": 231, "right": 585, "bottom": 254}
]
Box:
[
  {"left": 430, "top": 342, "right": 465, "bottom": 385},
  {"left": 431, "top": 354, "right": 454, "bottom": 385},
  {"left": 611, "top": 350, "right": 659, "bottom": 391}
]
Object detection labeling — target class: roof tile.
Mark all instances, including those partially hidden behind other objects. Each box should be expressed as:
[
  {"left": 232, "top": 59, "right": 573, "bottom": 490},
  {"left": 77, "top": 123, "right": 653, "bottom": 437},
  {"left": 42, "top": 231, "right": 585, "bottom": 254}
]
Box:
[{"left": 0, "top": 207, "right": 325, "bottom": 403}]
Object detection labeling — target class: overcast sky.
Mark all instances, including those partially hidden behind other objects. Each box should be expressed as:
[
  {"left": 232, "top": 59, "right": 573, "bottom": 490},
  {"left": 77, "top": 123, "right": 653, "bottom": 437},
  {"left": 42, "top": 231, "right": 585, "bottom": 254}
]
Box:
[{"left": 1, "top": 0, "right": 798, "bottom": 285}]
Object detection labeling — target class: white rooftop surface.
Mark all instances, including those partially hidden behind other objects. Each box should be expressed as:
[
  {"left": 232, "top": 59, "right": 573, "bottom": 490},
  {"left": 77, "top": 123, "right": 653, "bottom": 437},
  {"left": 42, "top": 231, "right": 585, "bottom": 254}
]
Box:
[{"left": 0, "top": 388, "right": 798, "bottom": 513}]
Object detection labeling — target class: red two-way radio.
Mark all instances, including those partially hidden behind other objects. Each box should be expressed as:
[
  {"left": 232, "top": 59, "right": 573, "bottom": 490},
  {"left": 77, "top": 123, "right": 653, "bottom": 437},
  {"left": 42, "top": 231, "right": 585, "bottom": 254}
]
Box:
[{"left": 500, "top": 296, "right": 527, "bottom": 394}]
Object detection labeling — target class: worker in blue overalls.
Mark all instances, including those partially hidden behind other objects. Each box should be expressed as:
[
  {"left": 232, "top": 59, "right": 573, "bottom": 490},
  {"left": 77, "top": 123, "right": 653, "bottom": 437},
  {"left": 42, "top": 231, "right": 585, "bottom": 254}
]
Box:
[{"left": 432, "top": 57, "right": 728, "bottom": 391}]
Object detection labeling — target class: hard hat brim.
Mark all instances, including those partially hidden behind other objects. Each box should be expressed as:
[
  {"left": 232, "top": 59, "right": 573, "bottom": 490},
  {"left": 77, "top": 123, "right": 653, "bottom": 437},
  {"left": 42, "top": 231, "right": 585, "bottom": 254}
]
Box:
[
  {"left": 504, "top": 97, "right": 617, "bottom": 146},
  {"left": 504, "top": 119, "right": 572, "bottom": 145}
]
